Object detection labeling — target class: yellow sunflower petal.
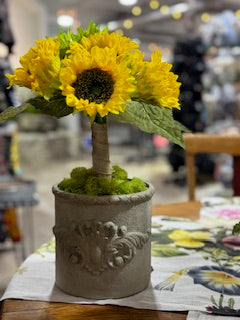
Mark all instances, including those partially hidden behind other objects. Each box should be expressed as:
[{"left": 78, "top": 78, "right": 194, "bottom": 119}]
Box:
[
  {"left": 86, "top": 30, "right": 138, "bottom": 59},
  {"left": 6, "top": 69, "right": 32, "bottom": 88}
]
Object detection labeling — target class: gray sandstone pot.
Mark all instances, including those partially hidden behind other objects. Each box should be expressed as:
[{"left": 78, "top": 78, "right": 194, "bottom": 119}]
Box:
[{"left": 52, "top": 183, "right": 154, "bottom": 299}]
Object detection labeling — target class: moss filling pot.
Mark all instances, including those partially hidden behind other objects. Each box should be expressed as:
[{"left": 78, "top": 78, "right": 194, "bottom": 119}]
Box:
[{"left": 52, "top": 183, "right": 155, "bottom": 299}]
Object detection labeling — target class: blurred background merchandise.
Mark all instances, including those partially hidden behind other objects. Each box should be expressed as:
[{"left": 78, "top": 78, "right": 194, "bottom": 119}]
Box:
[{"left": 1, "top": 0, "right": 240, "bottom": 295}]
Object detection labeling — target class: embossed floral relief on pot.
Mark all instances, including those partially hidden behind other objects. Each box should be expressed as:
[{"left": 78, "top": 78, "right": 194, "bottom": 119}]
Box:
[{"left": 54, "top": 221, "right": 150, "bottom": 276}]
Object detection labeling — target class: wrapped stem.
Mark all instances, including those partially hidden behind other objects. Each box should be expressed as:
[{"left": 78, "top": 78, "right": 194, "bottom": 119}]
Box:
[{"left": 91, "top": 122, "right": 112, "bottom": 178}]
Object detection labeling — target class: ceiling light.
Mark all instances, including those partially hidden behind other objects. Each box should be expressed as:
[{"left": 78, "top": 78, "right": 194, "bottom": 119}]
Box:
[
  {"left": 149, "top": 0, "right": 159, "bottom": 10},
  {"left": 173, "top": 3, "right": 188, "bottom": 13},
  {"left": 123, "top": 19, "right": 133, "bottom": 29},
  {"left": 160, "top": 5, "right": 169, "bottom": 15},
  {"left": 115, "top": 29, "right": 124, "bottom": 36},
  {"left": 57, "top": 15, "right": 74, "bottom": 27},
  {"left": 119, "top": 0, "right": 138, "bottom": 6},
  {"left": 201, "top": 12, "right": 210, "bottom": 23},
  {"left": 132, "top": 6, "right": 142, "bottom": 16},
  {"left": 172, "top": 11, "right": 182, "bottom": 20},
  {"left": 108, "top": 21, "right": 119, "bottom": 31}
]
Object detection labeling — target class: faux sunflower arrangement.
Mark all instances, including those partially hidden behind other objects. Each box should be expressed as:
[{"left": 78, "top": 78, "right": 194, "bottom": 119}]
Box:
[{"left": 0, "top": 22, "right": 188, "bottom": 195}]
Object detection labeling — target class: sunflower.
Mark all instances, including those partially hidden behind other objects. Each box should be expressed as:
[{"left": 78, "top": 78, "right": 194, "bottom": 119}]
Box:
[
  {"left": 135, "top": 50, "right": 181, "bottom": 110},
  {"left": 59, "top": 43, "right": 135, "bottom": 119},
  {"left": 6, "top": 37, "right": 60, "bottom": 99}
]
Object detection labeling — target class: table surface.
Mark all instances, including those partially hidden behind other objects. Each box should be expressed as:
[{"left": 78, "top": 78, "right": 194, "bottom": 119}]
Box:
[{"left": 1, "top": 200, "right": 201, "bottom": 320}]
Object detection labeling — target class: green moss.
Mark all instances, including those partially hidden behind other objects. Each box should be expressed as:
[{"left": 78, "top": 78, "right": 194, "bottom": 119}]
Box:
[
  {"left": 58, "top": 178, "right": 84, "bottom": 194},
  {"left": 85, "top": 176, "right": 100, "bottom": 195},
  {"left": 58, "top": 166, "right": 147, "bottom": 195},
  {"left": 115, "top": 177, "right": 148, "bottom": 194},
  {"left": 70, "top": 167, "right": 88, "bottom": 180},
  {"left": 112, "top": 165, "right": 128, "bottom": 180}
]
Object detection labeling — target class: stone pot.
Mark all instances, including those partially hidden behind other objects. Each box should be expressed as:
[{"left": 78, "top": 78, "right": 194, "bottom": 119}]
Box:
[{"left": 52, "top": 183, "right": 154, "bottom": 299}]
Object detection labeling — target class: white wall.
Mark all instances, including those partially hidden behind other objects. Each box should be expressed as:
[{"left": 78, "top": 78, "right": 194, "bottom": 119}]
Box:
[
  {"left": 6, "top": 0, "right": 80, "bottom": 133},
  {"left": 2, "top": 0, "right": 47, "bottom": 102},
  {"left": 8, "top": 0, "right": 47, "bottom": 68}
]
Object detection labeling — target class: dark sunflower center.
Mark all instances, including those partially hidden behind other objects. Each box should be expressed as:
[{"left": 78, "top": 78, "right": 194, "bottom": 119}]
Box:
[{"left": 73, "top": 68, "right": 114, "bottom": 104}]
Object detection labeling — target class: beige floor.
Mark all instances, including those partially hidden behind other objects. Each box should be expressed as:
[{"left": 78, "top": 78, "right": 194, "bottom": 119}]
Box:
[{"left": 0, "top": 145, "right": 227, "bottom": 297}]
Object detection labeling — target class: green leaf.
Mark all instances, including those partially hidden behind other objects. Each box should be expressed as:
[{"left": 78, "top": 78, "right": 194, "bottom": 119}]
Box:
[
  {"left": 57, "top": 22, "right": 103, "bottom": 58},
  {"left": 83, "top": 21, "right": 103, "bottom": 36},
  {"left": 0, "top": 93, "right": 74, "bottom": 122},
  {"left": 57, "top": 29, "right": 77, "bottom": 57},
  {"left": 27, "top": 94, "right": 73, "bottom": 118},
  {"left": 151, "top": 230, "right": 173, "bottom": 244},
  {"left": 210, "top": 295, "right": 218, "bottom": 307},
  {"left": 151, "top": 243, "right": 187, "bottom": 257},
  {"left": 58, "top": 29, "right": 75, "bottom": 48},
  {"left": 233, "top": 222, "right": 240, "bottom": 235},
  {"left": 58, "top": 22, "right": 102, "bottom": 47},
  {"left": 0, "top": 104, "right": 29, "bottom": 123},
  {"left": 110, "top": 99, "right": 190, "bottom": 148},
  {"left": 219, "top": 294, "right": 224, "bottom": 308},
  {"left": 228, "top": 297, "right": 235, "bottom": 309}
]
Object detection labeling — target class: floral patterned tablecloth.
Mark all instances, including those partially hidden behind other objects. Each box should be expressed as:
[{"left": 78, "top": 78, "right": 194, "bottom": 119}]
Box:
[
  {"left": 1, "top": 197, "right": 240, "bottom": 319},
  {"left": 200, "top": 196, "right": 240, "bottom": 225}
]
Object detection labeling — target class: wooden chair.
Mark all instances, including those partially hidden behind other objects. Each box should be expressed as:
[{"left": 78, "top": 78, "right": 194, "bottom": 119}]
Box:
[{"left": 183, "top": 133, "right": 240, "bottom": 200}]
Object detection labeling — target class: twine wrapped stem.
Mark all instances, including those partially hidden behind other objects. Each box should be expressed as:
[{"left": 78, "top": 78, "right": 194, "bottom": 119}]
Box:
[{"left": 91, "top": 121, "right": 112, "bottom": 178}]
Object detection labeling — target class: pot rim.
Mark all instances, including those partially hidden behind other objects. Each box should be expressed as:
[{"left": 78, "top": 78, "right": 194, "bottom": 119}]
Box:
[{"left": 52, "top": 183, "right": 155, "bottom": 205}]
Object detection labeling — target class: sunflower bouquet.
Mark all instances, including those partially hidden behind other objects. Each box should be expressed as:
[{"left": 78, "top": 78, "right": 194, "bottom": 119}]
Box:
[{"left": 0, "top": 22, "right": 187, "bottom": 195}]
